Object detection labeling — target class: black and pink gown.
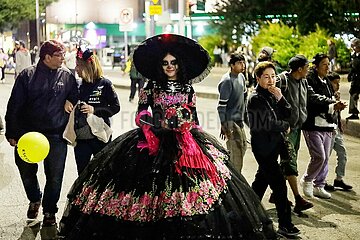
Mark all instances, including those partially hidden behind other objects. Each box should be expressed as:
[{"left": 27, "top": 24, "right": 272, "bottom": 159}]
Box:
[{"left": 59, "top": 80, "right": 277, "bottom": 239}]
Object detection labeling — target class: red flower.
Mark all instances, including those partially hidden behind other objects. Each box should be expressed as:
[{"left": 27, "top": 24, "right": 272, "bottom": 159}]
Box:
[
  {"left": 179, "top": 121, "right": 192, "bottom": 132},
  {"left": 76, "top": 50, "right": 83, "bottom": 59},
  {"left": 181, "top": 104, "right": 191, "bottom": 112},
  {"left": 165, "top": 108, "right": 177, "bottom": 119}
]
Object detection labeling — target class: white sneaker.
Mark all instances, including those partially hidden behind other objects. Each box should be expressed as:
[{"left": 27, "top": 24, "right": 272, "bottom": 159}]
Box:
[
  {"left": 300, "top": 178, "right": 314, "bottom": 198},
  {"left": 313, "top": 187, "right": 331, "bottom": 199}
]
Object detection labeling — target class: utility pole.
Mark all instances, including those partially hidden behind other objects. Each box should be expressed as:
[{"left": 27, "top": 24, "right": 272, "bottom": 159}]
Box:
[
  {"left": 43, "top": 0, "right": 46, "bottom": 41},
  {"left": 145, "top": 0, "right": 156, "bottom": 37},
  {"left": 75, "top": 0, "right": 78, "bottom": 35},
  {"left": 178, "top": 0, "right": 185, "bottom": 36},
  {"left": 145, "top": 0, "right": 151, "bottom": 38},
  {"left": 35, "top": 0, "right": 40, "bottom": 47}
]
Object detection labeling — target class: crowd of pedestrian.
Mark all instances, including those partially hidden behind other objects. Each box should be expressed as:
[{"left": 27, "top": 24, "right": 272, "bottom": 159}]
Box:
[
  {"left": 214, "top": 38, "right": 358, "bottom": 238},
  {"left": 0, "top": 34, "right": 359, "bottom": 239}
]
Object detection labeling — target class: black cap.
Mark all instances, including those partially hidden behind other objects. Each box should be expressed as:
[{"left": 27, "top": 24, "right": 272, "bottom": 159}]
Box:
[{"left": 288, "top": 54, "right": 312, "bottom": 70}]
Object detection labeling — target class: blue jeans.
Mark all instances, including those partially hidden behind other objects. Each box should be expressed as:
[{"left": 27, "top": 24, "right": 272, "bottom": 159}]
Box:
[
  {"left": 15, "top": 136, "right": 67, "bottom": 214},
  {"left": 74, "top": 138, "right": 107, "bottom": 174},
  {"left": 330, "top": 128, "right": 347, "bottom": 178}
]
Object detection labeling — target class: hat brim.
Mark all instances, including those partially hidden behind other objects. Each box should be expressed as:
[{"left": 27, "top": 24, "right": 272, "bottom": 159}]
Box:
[{"left": 133, "top": 34, "right": 211, "bottom": 84}]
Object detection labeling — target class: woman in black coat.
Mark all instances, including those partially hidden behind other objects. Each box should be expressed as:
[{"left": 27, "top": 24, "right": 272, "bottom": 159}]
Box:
[{"left": 247, "top": 61, "right": 300, "bottom": 238}]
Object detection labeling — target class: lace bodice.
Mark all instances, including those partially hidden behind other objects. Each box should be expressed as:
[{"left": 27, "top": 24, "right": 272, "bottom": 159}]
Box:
[{"left": 137, "top": 80, "right": 198, "bottom": 130}]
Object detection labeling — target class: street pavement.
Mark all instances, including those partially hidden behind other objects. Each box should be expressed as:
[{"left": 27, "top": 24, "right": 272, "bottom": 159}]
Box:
[{"left": 0, "top": 67, "right": 359, "bottom": 239}]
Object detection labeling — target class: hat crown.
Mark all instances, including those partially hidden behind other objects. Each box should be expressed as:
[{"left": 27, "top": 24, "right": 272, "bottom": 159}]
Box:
[
  {"left": 261, "top": 46, "right": 275, "bottom": 57},
  {"left": 133, "top": 34, "right": 211, "bottom": 84}
]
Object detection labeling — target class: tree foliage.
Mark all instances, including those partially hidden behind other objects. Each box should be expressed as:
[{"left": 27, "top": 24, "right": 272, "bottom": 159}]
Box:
[
  {"left": 211, "top": 0, "right": 259, "bottom": 43},
  {"left": 294, "top": 0, "right": 360, "bottom": 35},
  {"left": 0, "top": 0, "right": 56, "bottom": 32},
  {"left": 198, "top": 34, "right": 223, "bottom": 63},
  {"left": 298, "top": 25, "right": 329, "bottom": 59},
  {"left": 251, "top": 22, "right": 299, "bottom": 68},
  {"left": 250, "top": 22, "right": 351, "bottom": 70},
  {"left": 212, "top": 0, "right": 360, "bottom": 41}
]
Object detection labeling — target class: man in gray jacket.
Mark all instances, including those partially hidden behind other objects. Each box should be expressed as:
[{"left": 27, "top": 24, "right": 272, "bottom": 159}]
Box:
[{"left": 217, "top": 53, "right": 247, "bottom": 174}]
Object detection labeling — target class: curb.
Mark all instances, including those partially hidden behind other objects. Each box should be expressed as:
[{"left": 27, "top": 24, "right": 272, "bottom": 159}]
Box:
[{"left": 341, "top": 119, "right": 360, "bottom": 138}]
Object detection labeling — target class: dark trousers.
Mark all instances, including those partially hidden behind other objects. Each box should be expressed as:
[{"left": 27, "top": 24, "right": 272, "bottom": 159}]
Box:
[
  {"left": 74, "top": 138, "right": 108, "bottom": 175},
  {"left": 129, "top": 78, "right": 145, "bottom": 100},
  {"left": 15, "top": 137, "right": 67, "bottom": 214},
  {"left": 251, "top": 148, "right": 292, "bottom": 228},
  {"left": 349, "top": 81, "right": 360, "bottom": 114},
  {"left": 349, "top": 92, "right": 359, "bottom": 115},
  {"left": 1, "top": 66, "right": 5, "bottom": 80}
]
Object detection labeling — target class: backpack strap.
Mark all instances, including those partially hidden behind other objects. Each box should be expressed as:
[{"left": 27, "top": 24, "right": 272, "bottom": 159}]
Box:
[{"left": 276, "top": 71, "right": 289, "bottom": 93}]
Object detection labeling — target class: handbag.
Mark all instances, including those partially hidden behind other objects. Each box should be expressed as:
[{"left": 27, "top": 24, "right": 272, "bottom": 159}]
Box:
[
  {"left": 74, "top": 105, "right": 95, "bottom": 140},
  {"left": 257, "top": 94, "right": 295, "bottom": 162}
]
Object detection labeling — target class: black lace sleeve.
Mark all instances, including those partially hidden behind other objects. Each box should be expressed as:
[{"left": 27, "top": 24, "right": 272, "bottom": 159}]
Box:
[
  {"left": 136, "top": 80, "right": 154, "bottom": 126},
  {"left": 188, "top": 86, "right": 199, "bottom": 125},
  {"left": 137, "top": 80, "right": 154, "bottom": 113}
]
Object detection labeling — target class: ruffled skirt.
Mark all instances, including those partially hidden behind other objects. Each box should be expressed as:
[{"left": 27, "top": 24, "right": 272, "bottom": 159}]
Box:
[{"left": 59, "top": 128, "right": 277, "bottom": 239}]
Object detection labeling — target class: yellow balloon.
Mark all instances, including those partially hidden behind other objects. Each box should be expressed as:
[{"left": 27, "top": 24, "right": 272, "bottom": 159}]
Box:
[{"left": 17, "top": 132, "right": 50, "bottom": 164}]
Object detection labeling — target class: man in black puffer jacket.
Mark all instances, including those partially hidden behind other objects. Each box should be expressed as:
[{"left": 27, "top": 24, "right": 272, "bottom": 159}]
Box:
[{"left": 5, "top": 40, "right": 78, "bottom": 229}]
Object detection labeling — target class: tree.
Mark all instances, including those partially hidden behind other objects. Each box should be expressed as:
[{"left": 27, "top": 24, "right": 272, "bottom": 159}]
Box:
[
  {"left": 294, "top": 0, "right": 360, "bottom": 35},
  {"left": 211, "top": 0, "right": 293, "bottom": 42},
  {"left": 249, "top": 22, "right": 351, "bottom": 70},
  {"left": 0, "top": 0, "right": 56, "bottom": 32},
  {"left": 212, "top": 0, "right": 360, "bottom": 41},
  {"left": 251, "top": 22, "right": 299, "bottom": 68}
]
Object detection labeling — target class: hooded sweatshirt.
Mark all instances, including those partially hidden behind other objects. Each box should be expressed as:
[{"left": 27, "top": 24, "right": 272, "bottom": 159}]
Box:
[{"left": 15, "top": 48, "right": 32, "bottom": 75}]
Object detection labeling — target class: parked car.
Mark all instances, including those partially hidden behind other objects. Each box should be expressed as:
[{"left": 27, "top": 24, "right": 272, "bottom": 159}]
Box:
[
  {"left": 112, "top": 48, "right": 126, "bottom": 70},
  {"left": 112, "top": 44, "right": 139, "bottom": 70}
]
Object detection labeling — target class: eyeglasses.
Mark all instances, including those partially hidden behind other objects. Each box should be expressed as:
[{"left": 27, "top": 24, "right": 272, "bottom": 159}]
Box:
[
  {"left": 162, "top": 59, "right": 178, "bottom": 66},
  {"left": 52, "top": 52, "right": 65, "bottom": 57}
]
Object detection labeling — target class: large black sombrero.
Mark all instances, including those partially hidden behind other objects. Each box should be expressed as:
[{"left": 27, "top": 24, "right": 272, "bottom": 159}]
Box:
[{"left": 133, "top": 34, "right": 211, "bottom": 84}]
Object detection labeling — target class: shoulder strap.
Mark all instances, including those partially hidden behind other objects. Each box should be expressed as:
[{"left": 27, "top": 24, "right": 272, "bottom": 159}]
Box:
[
  {"left": 256, "top": 94, "right": 277, "bottom": 121},
  {"left": 276, "top": 71, "right": 289, "bottom": 92}
]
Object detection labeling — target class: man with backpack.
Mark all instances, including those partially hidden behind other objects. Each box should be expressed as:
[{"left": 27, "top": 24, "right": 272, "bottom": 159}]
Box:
[
  {"left": 272, "top": 55, "right": 334, "bottom": 214},
  {"left": 128, "top": 61, "right": 146, "bottom": 102}
]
